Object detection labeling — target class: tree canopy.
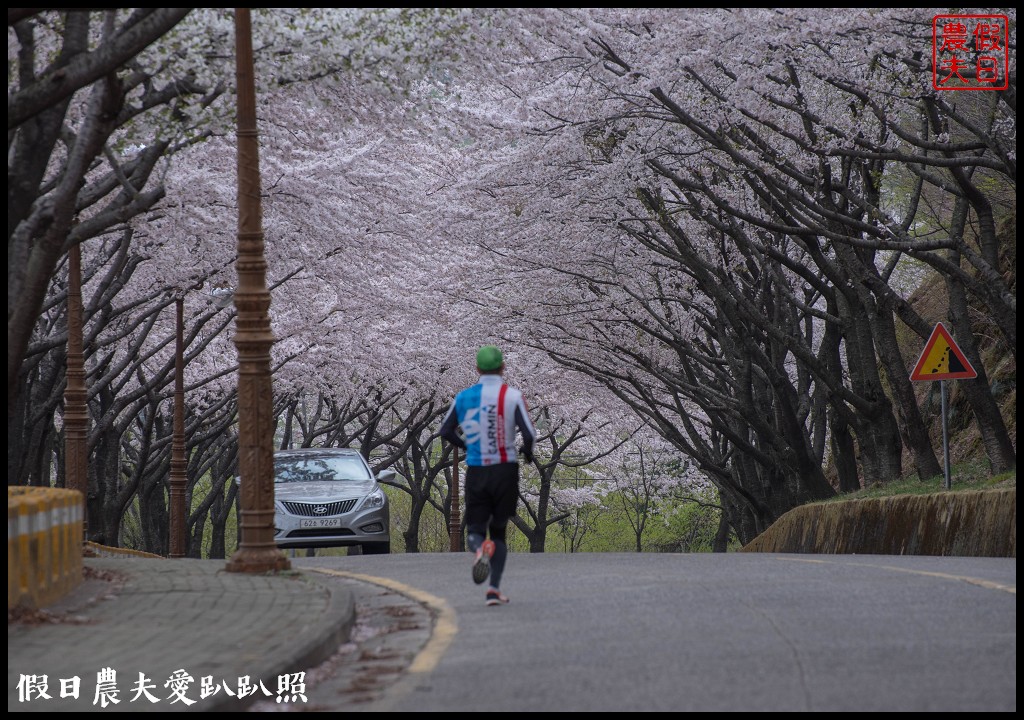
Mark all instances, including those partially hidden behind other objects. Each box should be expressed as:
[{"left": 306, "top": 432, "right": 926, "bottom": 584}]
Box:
[{"left": 8, "top": 8, "right": 1016, "bottom": 552}]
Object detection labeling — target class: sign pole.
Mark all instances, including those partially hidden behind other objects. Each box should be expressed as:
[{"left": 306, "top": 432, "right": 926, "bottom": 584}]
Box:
[
  {"left": 910, "top": 322, "right": 978, "bottom": 490},
  {"left": 940, "top": 380, "right": 951, "bottom": 491}
]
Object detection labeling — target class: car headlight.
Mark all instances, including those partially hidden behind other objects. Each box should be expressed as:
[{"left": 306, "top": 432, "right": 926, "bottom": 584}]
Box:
[{"left": 360, "top": 487, "right": 386, "bottom": 510}]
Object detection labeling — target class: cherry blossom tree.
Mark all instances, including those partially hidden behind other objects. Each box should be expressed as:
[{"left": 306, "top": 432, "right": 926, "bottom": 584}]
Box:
[
  {"left": 443, "top": 8, "right": 1015, "bottom": 543},
  {"left": 513, "top": 406, "right": 629, "bottom": 553},
  {"left": 7, "top": 7, "right": 491, "bottom": 409},
  {"left": 607, "top": 436, "right": 691, "bottom": 553},
  {"left": 11, "top": 8, "right": 1014, "bottom": 552}
]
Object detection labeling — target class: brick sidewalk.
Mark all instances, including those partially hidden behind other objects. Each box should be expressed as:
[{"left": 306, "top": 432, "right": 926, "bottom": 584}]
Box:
[{"left": 8, "top": 558, "right": 354, "bottom": 712}]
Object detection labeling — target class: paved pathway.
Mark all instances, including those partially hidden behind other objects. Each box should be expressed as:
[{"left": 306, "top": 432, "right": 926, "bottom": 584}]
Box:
[{"left": 8, "top": 559, "right": 354, "bottom": 712}]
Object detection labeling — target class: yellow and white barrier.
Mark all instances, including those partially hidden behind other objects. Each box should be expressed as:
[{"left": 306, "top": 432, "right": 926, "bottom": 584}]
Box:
[{"left": 8, "top": 487, "right": 83, "bottom": 609}]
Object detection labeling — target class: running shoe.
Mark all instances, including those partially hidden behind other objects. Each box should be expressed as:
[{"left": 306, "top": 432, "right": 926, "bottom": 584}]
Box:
[
  {"left": 486, "top": 588, "right": 510, "bottom": 606},
  {"left": 472, "top": 539, "right": 495, "bottom": 585}
]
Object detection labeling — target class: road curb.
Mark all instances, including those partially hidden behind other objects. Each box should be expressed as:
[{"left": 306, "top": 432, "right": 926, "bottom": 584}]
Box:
[{"left": 207, "top": 571, "right": 355, "bottom": 712}]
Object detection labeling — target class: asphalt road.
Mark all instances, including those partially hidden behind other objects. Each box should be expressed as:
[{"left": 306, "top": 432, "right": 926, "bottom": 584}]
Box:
[{"left": 295, "top": 552, "right": 1016, "bottom": 712}]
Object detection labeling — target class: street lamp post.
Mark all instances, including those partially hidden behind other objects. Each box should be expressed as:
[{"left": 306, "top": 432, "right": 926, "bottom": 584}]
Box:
[
  {"left": 169, "top": 296, "right": 187, "bottom": 558},
  {"left": 226, "top": 7, "right": 289, "bottom": 573},
  {"left": 449, "top": 446, "right": 462, "bottom": 551},
  {"left": 64, "top": 242, "right": 89, "bottom": 541}
]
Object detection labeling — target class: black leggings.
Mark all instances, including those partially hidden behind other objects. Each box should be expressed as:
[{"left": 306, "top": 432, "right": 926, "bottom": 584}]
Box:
[
  {"left": 464, "top": 463, "right": 519, "bottom": 588},
  {"left": 464, "top": 462, "right": 519, "bottom": 533}
]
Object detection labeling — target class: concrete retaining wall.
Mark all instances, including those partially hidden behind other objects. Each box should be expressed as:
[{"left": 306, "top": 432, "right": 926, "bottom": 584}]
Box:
[
  {"left": 740, "top": 488, "right": 1016, "bottom": 557},
  {"left": 8, "top": 487, "right": 84, "bottom": 609}
]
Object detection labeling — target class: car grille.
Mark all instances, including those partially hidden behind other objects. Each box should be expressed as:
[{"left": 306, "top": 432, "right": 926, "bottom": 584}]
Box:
[{"left": 282, "top": 499, "right": 357, "bottom": 517}]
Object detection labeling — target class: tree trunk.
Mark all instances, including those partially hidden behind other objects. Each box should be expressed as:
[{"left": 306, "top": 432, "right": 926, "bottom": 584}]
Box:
[
  {"left": 188, "top": 508, "right": 207, "bottom": 558},
  {"left": 209, "top": 486, "right": 227, "bottom": 559},
  {"left": 945, "top": 248, "right": 1016, "bottom": 474},
  {"left": 829, "top": 407, "right": 861, "bottom": 492},
  {"left": 868, "top": 294, "right": 942, "bottom": 481},
  {"left": 712, "top": 507, "right": 731, "bottom": 553},
  {"left": 403, "top": 491, "right": 424, "bottom": 553},
  {"left": 720, "top": 488, "right": 761, "bottom": 547},
  {"left": 92, "top": 410, "right": 123, "bottom": 546},
  {"left": 837, "top": 291, "right": 903, "bottom": 485}
]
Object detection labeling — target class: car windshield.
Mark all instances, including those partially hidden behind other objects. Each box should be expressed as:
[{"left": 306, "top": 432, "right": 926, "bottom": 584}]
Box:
[{"left": 274, "top": 456, "right": 372, "bottom": 484}]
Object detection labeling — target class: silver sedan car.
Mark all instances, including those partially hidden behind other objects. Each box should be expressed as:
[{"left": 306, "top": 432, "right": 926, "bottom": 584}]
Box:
[{"left": 272, "top": 448, "right": 392, "bottom": 554}]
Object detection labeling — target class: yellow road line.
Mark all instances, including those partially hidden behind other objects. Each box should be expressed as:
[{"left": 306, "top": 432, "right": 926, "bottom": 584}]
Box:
[
  {"left": 307, "top": 567, "right": 458, "bottom": 673},
  {"left": 777, "top": 557, "right": 1016, "bottom": 595}
]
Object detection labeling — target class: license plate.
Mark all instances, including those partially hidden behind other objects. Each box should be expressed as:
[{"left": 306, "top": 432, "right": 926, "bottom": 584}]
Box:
[{"left": 299, "top": 518, "right": 342, "bottom": 529}]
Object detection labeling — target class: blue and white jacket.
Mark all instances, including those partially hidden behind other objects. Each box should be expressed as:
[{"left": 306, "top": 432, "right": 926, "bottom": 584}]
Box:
[{"left": 440, "top": 375, "right": 536, "bottom": 466}]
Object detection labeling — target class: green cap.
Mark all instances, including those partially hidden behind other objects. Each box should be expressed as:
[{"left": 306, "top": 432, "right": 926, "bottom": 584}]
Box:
[{"left": 476, "top": 345, "right": 504, "bottom": 372}]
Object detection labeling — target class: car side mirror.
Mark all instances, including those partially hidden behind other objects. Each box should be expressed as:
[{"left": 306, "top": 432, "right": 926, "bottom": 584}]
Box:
[{"left": 376, "top": 469, "right": 396, "bottom": 484}]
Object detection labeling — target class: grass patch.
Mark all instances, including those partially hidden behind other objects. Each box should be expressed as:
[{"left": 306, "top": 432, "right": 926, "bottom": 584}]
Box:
[{"left": 821, "top": 462, "right": 1015, "bottom": 503}]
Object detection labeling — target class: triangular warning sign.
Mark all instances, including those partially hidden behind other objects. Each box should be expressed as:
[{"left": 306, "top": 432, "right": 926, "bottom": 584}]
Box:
[{"left": 910, "top": 322, "right": 978, "bottom": 381}]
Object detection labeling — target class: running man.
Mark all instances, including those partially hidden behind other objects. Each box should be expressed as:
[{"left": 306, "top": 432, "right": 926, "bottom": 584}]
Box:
[{"left": 440, "top": 345, "right": 536, "bottom": 606}]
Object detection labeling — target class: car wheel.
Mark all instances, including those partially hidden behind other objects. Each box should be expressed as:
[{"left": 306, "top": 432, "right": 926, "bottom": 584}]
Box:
[{"left": 362, "top": 542, "right": 391, "bottom": 555}]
